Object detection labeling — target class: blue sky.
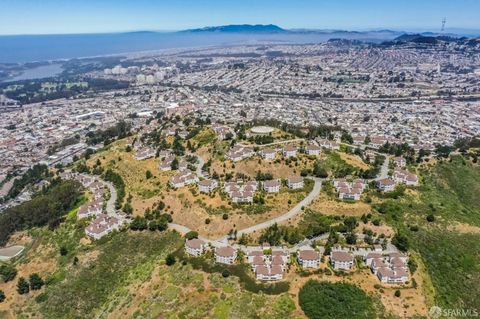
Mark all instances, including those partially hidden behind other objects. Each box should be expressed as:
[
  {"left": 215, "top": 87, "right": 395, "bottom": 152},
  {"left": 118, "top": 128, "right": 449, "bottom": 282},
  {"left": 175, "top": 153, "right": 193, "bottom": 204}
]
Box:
[{"left": 1, "top": 0, "right": 479, "bottom": 35}]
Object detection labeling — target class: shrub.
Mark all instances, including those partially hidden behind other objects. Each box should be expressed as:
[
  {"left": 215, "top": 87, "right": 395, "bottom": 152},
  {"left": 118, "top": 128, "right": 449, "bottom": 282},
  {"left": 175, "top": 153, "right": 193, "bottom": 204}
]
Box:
[
  {"left": 0, "top": 290, "right": 4, "bottom": 303},
  {"left": 60, "top": 246, "right": 68, "bottom": 256},
  {"left": 185, "top": 231, "right": 199, "bottom": 240},
  {"left": 426, "top": 214, "right": 435, "bottom": 222},
  {"left": 222, "top": 269, "right": 230, "bottom": 278},
  {"left": 222, "top": 213, "right": 229, "bottom": 220},
  {"left": 29, "top": 273, "right": 44, "bottom": 290},
  {"left": 17, "top": 277, "right": 30, "bottom": 295},
  {"left": 299, "top": 280, "right": 376, "bottom": 319},
  {"left": 0, "top": 264, "right": 17, "bottom": 282},
  {"left": 165, "top": 254, "right": 176, "bottom": 266},
  {"left": 394, "top": 289, "right": 401, "bottom": 297}
]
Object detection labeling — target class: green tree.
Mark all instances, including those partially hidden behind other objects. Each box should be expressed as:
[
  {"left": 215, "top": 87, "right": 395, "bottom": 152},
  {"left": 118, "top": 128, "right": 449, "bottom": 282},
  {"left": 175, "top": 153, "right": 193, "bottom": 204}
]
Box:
[
  {"left": 17, "top": 277, "right": 30, "bottom": 295},
  {"left": 165, "top": 254, "right": 176, "bottom": 266},
  {"left": 29, "top": 273, "right": 44, "bottom": 290},
  {"left": 0, "top": 264, "right": 17, "bottom": 282},
  {"left": 299, "top": 280, "right": 376, "bottom": 319},
  {"left": 145, "top": 170, "right": 153, "bottom": 179},
  {"left": 392, "top": 233, "right": 409, "bottom": 252},
  {"left": 0, "top": 290, "right": 5, "bottom": 303},
  {"left": 185, "top": 231, "right": 199, "bottom": 240}
]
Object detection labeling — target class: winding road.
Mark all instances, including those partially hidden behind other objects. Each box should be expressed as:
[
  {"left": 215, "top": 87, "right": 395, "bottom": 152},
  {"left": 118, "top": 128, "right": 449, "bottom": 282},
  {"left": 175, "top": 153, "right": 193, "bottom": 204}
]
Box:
[{"left": 168, "top": 177, "right": 323, "bottom": 247}]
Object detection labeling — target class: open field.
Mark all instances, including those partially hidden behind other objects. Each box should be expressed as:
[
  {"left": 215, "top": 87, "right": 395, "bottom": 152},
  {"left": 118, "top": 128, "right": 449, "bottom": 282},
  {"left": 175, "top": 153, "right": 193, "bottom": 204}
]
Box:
[{"left": 378, "top": 156, "right": 480, "bottom": 312}]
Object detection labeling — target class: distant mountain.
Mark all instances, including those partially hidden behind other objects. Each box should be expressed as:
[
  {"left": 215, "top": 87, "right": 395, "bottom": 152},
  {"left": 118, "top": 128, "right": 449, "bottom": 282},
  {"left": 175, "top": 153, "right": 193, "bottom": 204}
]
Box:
[{"left": 181, "top": 24, "right": 287, "bottom": 33}]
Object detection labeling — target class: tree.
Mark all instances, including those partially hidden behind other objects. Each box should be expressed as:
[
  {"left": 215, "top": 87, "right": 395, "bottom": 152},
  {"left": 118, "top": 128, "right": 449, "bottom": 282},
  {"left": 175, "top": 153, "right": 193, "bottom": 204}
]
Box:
[
  {"left": 171, "top": 158, "right": 179, "bottom": 170},
  {"left": 312, "top": 161, "right": 328, "bottom": 178},
  {"left": 60, "top": 246, "right": 68, "bottom": 256},
  {"left": 341, "top": 132, "right": 353, "bottom": 144},
  {"left": 299, "top": 280, "right": 376, "bottom": 319},
  {"left": 343, "top": 217, "right": 357, "bottom": 231},
  {"left": 0, "top": 264, "right": 17, "bottom": 282},
  {"left": 145, "top": 170, "right": 153, "bottom": 179},
  {"left": 29, "top": 273, "right": 44, "bottom": 290},
  {"left": 0, "top": 290, "right": 5, "bottom": 303},
  {"left": 165, "top": 254, "right": 176, "bottom": 266},
  {"left": 185, "top": 231, "right": 199, "bottom": 240},
  {"left": 130, "top": 216, "right": 148, "bottom": 230},
  {"left": 394, "top": 289, "right": 401, "bottom": 297},
  {"left": 426, "top": 214, "right": 435, "bottom": 222},
  {"left": 222, "top": 269, "right": 230, "bottom": 278},
  {"left": 17, "top": 277, "right": 30, "bottom": 295},
  {"left": 345, "top": 232, "right": 357, "bottom": 245},
  {"left": 392, "top": 233, "right": 409, "bottom": 252}
]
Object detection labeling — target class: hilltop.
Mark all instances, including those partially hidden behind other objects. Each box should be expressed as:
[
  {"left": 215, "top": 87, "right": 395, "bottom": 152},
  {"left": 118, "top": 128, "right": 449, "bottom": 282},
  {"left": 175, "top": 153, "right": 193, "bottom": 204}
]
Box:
[{"left": 182, "top": 24, "right": 287, "bottom": 33}]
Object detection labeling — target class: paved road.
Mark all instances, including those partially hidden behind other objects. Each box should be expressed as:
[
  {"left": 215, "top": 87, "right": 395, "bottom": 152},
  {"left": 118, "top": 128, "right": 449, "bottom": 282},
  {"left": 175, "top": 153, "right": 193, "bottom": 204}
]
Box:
[
  {"left": 217, "top": 177, "right": 322, "bottom": 241},
  {"left": 194, "top": 154, "right": 206, "bottom": 178},
  {"left": 100, "top": 180, "right": 117, "bottom": 215},
  {"left": 238, "top": 138, "right": 305, "bottom": 149},
  {"left": 374, "top": 155, "right": 391, "bottom": 181}
]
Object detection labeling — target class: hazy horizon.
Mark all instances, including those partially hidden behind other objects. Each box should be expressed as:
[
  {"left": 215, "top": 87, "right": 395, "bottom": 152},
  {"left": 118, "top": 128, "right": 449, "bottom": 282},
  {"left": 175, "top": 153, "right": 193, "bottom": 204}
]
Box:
[{"left": 1, "top": 0, "right": 480, "bottom": 36}]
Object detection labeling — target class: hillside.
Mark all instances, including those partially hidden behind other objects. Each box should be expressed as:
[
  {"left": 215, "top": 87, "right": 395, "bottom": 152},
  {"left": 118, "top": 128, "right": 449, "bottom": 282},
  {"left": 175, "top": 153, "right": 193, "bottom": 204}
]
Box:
[{"left": 182, "top": 24, "right": 287, "bottom": 33}]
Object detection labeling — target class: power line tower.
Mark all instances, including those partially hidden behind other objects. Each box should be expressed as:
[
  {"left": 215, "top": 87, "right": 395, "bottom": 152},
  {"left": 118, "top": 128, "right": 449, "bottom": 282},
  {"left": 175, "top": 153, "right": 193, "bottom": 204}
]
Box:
[{"left": 441, "top": 17, "right": 446, "bottom": 32}]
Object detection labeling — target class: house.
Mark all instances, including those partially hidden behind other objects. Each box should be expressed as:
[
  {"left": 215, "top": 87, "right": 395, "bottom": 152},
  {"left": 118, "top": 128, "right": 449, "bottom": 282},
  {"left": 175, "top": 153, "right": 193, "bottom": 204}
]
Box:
[
  {"left": 316, "top": 138, "right": 340, "bottom": 150},
  {"left": 334, "top": 179, "right": 365, "bottom": 201},
  {"left": 377, "top": 178, "right": 396, "bottom": 192},
  {"left": 330, "top": 251, "right": 354, "bottom": 270},
  {"left": 263, "top": 179, "right": 281, "bottom": 193},
  {"left": 198, "top": 179, "right": 218, "bottom": 193},
  {"left": 338, "top": 187, "right": 362, "bottom": 201},
  {"left": 298, "top": 250, "right": 321, "bottom": 268},
  {"left": 369, "top": 136, "right": 387, "bottom": 148},
  {"left": 231, "top": 191, "right": 253, "bottom": 203},
  {"left": 159, "top": 154, "right": 176, "bottom": 171},
  {"left": 226, "top": 145, "right": 255, "bottom": 162},
  {"left": 247, "top": 250, "right": 264, "bottom": 264},
  {"left": 248, "top": 248, "right": 287, "bottom": 281},
  {"left": 78, "top": 199, "right": 103, "bottom": 219},
  {"left": 169, "top": 169, "right": 199, "bottom": 188},
  {"left": 215, "top": 246, "right": 237, "bottom": 265},
  {"left": 393, "top": 169, "right": 418, "bottom": 186},
  {"left": 255, "top": 265, "right": 284, "bottom": 281},
  {"left": 377, "top": 267, "right": 409, "bottom": 284},
  {"left": 85, "top": 214, "right": 122, "bottom": 239},
  {"left": 393, "top": 156, "right": 406, "bottom": 167},
  {"left": 282, "top": 145, "right": 297, "bottom": 158},
  {"left": 352, "top": 135, "right": 365, "bottom": 145},
  {"left": 134, "top": 147, "right": 155, "bottom": 161},
  {"left": 305, "top": 144, "right": 321, "bottom": 156},
  {"left": 261, "top": 148, "right": 276, "bottom": 160},
  {"left": 287, "top": 176, "right": 304, "bottom": 190},
  {"left": 364, "top": 252, "right": 409, "bottom": 284},
  {"left": 212, "top": 124, "right": 235, "bottom": 140},
  {"left": 272, "top": 248, "right": 290, "bottom": 264},
  {"left": 185, "top": 238, "right": 206, "bottom": 257}
]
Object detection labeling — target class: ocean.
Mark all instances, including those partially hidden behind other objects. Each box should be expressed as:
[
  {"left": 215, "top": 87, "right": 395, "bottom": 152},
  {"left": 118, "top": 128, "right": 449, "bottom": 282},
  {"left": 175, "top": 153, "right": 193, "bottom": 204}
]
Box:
[{"left": 0, "top": 31, "right": 400, "bottom": 64}]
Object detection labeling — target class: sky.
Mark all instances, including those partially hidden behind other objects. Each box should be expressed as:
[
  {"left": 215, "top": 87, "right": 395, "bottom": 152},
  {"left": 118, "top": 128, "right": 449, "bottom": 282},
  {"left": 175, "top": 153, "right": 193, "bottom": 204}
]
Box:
[{"left": 1, "top": 0, "right": 479, "bottom": 35}]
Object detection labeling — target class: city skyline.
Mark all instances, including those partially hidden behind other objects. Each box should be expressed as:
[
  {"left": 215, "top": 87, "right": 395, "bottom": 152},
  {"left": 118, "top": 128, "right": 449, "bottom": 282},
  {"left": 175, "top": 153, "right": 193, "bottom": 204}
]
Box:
[{"left": 1, "top": 0, "right": 480, "bottom": 35}]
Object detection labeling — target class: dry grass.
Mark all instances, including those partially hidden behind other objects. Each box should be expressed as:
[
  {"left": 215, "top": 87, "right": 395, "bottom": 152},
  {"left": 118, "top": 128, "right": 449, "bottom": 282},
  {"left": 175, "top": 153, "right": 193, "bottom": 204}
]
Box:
[
  {"left": 338, "top": 152, "right": 371, "bottom": 170},
  {"left": 308, "top": 193, "right": 372, "bottom": 217}
]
